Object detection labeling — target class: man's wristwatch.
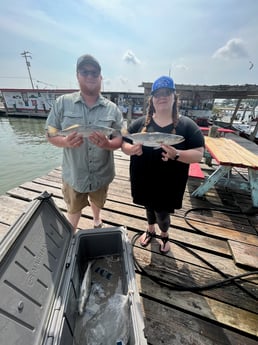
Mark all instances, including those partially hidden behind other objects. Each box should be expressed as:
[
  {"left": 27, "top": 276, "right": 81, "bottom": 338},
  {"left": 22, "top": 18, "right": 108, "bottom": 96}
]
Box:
[{"left": 174, "top": 151, "right": 180, "bottom": 161}]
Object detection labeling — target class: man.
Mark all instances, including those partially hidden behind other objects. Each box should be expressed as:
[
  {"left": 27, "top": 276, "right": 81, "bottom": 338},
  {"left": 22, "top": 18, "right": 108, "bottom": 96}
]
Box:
[{"left": 46, "top": 54, "right": 123, "bottom": 231}]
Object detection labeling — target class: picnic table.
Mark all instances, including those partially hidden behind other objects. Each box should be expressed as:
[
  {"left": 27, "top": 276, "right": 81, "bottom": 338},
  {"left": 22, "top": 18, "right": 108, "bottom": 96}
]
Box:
[{"left": 192, "top": 136, "right": 258, "bottom": 208}]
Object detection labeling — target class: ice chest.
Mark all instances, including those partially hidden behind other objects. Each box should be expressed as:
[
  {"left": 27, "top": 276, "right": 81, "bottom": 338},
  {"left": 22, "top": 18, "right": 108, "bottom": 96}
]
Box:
[{"left": 0, "top": 192, "right": 147, "bottom": 345}]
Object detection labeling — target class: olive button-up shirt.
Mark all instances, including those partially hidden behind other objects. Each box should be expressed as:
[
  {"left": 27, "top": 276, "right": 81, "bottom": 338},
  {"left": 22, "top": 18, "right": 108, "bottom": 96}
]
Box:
[{"left": 46, "top": 92, "right": 123, "bottom": 192}]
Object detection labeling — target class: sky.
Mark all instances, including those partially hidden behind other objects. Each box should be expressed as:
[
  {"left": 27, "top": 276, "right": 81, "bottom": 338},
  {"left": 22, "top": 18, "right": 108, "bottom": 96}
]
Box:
[{"left": 0, "top": 0, "right": 257, "bottom": 92}]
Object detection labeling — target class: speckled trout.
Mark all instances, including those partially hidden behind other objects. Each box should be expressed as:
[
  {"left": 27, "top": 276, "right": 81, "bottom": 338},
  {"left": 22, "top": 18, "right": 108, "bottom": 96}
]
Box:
[
  {"left": 47, "top": 124, "right": 121, "bottom": 137},
  {"left": 124, "top": 132, "right": 185, "bottom": 147},
  {"left": 78, "top": 260, "right": 94, "bottom": 316}
]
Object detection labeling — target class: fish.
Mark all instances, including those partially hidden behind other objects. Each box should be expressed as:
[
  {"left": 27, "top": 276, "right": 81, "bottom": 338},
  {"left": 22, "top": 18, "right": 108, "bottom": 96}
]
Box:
[
  {"left": 47, "top": 124, "right": 120, "bottom": 138},
  {"left": 78, "top": 260, "right": 94, "bottom": 316},
  {"left": 124, "top": 132, "right": 185, "bottom": 147}
]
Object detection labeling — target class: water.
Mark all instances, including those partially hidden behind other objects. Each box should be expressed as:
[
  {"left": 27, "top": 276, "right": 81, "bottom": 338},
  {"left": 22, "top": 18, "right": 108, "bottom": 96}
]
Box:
[{"left": 0, "top": 117, "right": 62, "bottom": 196}]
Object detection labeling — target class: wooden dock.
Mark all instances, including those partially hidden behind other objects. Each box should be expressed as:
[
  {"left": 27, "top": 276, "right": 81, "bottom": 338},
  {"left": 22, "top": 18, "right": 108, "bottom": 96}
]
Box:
[{"left": 0, "top": 135, "right": 258, "bottom": 345}]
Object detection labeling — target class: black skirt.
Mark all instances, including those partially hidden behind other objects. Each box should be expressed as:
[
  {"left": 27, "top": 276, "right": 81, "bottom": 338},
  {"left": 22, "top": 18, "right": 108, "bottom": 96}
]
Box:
[{"left": 130, "top": 147, "right": 189, "bottom": 212}]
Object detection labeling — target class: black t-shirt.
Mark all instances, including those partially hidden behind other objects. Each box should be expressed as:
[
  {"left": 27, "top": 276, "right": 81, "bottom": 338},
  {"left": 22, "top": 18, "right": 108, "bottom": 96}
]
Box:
[{"left": 126, "top": 115, "right": 204, "bottom": 211}]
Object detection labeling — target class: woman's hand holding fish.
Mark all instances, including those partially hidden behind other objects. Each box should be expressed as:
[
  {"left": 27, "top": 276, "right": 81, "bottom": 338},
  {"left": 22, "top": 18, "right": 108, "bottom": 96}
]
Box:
[
  {"left": 126, "top": 143, "right": 143, "bottom": 156},
  {"left": 121, "top": 140, "right": 143, "bottom": 156},
  {"left": 132, "top": 143, "right": 143, "bottom": 156},
  {"left": 161, "top": 144, "right": 178, "bottom": 161}
]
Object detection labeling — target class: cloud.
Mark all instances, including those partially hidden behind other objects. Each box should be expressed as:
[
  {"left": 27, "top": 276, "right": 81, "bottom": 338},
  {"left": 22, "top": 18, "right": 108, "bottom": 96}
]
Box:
[
  {"left": 212, "top": 38, "right": 248, "bottom": 60},
  {"left": 122, "top": 50, "right": 141, "bottom": 65},
  {"left": 174, "top": 64, "right": 189, "bottom": 71},
  {"left": 119, "top": 76, "right": 128, "bottom": 84},
  {"left": 83, "top": 0, "right": 134, "bottom": 23},
  {"left": 103, "top": 78, "right": 111, "bottom": 85}
]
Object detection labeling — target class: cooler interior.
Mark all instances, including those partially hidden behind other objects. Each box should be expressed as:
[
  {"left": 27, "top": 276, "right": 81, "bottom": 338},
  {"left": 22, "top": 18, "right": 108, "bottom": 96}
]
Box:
[{"left": 58, "top": 228, "right": 146, "bottom": 345}]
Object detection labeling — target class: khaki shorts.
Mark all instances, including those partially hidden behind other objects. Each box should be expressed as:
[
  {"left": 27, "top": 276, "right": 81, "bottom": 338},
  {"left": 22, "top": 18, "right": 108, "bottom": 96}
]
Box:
[{"left": 62, "top": 181, "right": 108, "bottom": 214}]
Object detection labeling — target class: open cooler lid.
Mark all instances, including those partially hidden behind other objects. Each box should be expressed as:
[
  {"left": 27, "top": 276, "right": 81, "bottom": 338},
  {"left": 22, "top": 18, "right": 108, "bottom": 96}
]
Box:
[{"left": 0, "top": 191, "right": 73, "bottom": 345}]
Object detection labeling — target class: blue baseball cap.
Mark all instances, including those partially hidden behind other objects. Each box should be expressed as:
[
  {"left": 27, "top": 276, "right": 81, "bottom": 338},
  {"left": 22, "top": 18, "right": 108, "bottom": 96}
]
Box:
[{"left": 151, "top": 76, "right": 175, "bottom": 95}]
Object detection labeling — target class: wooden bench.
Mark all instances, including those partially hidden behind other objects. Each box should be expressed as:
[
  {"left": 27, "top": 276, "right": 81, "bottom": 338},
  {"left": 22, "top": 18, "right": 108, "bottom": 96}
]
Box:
[
  {"left": 192, "top": 137, "right": 258, "bottom": 207},
  {"left": 189, "top": 163, "right": 205, "bottom": 179},
  {"left": 199, "top": 126, "right": 236, "bottom": 137}
]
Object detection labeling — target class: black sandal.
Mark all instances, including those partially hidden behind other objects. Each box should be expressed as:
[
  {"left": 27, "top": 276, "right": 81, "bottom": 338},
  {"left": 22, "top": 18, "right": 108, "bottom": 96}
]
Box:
[
  {"left": 159, "top": 236, "right": 170, "bottom": 254},
  {"left": 140, "top": 230, "right": 156, "bottom": 247}
]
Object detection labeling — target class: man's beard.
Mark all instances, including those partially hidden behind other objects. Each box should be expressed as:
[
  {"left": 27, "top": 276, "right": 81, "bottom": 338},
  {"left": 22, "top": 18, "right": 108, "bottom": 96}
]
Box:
[{"left": 81, "top": 84, "right": 100, "bottom": 96}]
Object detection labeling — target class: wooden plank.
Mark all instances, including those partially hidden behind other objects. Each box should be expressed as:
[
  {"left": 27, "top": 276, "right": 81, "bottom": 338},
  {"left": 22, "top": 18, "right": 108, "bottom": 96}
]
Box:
[
  {"left": 5, "top": 164, "right": 258, "bottom": 219},
  {"left": 137, "top": 275, "right": 258, "bottom": 337},
  {"left": 182, "top": 218, "right": 258, "bottom": 246},
  {"left": 228, "top": 240, "right": 258, "bottom": 269},
  {"left": 20, "top": 159, "right": 257, "bottom": 232},
  {"left": 17, "top": 173, "right": 251, "bottom": 228},
  {"left": 0, "top": 223, "right": 10, "bottom": 243},
  {"left": 6, "top": 183, "right": 258, "bottom": 249},
  {"left": 28, "top": 167, "right": 258, "bottom": 232},
  {"left": 133, "top": 245, "right": 258, "bottom": 310},
  {"left": 205, "top": 137, "right": 258, "bottom": 168},
  {"left": 142, "top": 298, "right": 258, "bottom": 345},
  {"left": 133, "top": 238, "right": 255, "bottom": 282},
  {"left": 0, "top": 195, "right": 29, "bottom": 225}
]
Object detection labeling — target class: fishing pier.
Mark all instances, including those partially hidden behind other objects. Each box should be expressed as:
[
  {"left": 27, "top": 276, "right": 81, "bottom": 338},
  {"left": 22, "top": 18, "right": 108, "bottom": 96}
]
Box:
[{"left": 0, "top": 133, "right": 257, "bottom": 345}]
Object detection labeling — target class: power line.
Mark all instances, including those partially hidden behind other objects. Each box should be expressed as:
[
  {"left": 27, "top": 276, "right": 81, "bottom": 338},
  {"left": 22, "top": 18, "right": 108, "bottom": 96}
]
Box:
[
  {"left": 36, "top": 80, "right": 57, "bottom": 88},
  {"left": 0, "top": 76, "right": 28, "bottom": 79}
]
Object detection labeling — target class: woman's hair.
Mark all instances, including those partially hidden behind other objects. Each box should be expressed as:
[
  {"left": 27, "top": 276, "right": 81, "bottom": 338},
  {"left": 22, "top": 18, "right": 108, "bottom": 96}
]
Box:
[{"left": 141, "top": 93, "right": 179, "bottom": 133}]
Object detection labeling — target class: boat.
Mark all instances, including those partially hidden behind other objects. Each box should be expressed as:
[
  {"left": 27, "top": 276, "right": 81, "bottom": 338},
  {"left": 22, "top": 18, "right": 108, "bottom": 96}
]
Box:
[
  {"left": 0, "top": 88, "right": 76, "bottom": 118},
  {"left": 132, "top": 105, "right": 143, "bottom": 117},
  {"left": 0, "top": 100, "right": 6, "bottom": 114},
  {"left": 211, "top": 106, "right": 258, "bottom": 145},
  {"left": 212, "top": 108, "right": 257, "bottom": 128},
  {"left": 0, "top": 88, "right": 145, "bottom": 119},
  {"left": 232, "top": 121, "right": 258, "bottom": 144}
]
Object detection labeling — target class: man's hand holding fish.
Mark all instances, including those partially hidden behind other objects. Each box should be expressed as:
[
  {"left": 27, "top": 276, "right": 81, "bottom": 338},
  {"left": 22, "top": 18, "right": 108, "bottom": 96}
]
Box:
[
  {"left": 88, "top": 131, "right": 111, "bottom": 149},
  {"left": 65, "top": 131, "right": 84, "bottom": 148}
]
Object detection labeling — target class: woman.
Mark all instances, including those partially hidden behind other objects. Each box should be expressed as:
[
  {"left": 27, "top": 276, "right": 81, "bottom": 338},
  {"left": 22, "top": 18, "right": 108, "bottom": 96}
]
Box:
[{"left": 122, "top": 76, "right": 204, "bottom": 254}]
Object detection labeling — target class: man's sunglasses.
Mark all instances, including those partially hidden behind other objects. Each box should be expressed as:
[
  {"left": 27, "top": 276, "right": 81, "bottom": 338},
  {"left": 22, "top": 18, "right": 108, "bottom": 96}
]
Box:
[{"left": 78, "top": 69, "right": 100, "bottom": 78}]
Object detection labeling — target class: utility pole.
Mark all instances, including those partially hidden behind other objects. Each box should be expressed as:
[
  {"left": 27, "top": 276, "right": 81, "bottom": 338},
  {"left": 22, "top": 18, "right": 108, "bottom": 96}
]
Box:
[{"left": 21, "top": 51, "right": 35, "bottom": 89}]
